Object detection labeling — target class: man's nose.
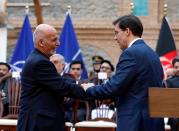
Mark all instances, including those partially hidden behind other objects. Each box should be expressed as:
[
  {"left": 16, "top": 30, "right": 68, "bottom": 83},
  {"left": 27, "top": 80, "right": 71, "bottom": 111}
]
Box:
[
  {"left": 56, "top": 40, "right": 60, "bottom": 46},
  {"left": 114, "top": 35, "right": 117, "bottom": 40}
]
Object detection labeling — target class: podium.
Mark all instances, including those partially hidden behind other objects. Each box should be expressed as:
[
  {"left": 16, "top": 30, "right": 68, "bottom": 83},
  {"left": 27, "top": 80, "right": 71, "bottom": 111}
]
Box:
[{"left": 149, "top": 87, "right": 179, "bottom": 131}]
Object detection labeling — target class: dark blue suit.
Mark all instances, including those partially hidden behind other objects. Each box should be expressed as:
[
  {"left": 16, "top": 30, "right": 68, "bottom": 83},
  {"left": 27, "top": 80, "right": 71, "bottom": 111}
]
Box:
[
  {"left": 17, "top": 49, "right": 86, "bottom": 131},
  {"left": 86, "top": 40, "right": 165, "bottom": 131},
  {"left": 166, "top": 76, "right": 179, "bottom": 131}
]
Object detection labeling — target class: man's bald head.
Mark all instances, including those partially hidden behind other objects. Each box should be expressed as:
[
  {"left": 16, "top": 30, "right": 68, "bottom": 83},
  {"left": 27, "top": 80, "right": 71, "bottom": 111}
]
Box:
[
  {"left": 33, "top": 24, "right": 56, "bottom": 47},
  {"left": 33, "top": 24, "right": 59, "bottom": 57}
]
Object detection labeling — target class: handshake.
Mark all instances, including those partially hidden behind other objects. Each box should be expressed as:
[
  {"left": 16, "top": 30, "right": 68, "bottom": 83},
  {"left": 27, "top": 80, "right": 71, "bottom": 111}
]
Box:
[
  {"left": 81, "top": 72, "right": 107, "bottom": 91},
  {"left": 81, "top": 83, "right": 95, "bottom": 91}
]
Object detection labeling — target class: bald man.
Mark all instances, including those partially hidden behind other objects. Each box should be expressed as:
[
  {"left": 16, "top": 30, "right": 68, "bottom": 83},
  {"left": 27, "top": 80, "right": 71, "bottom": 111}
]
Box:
[{"left": 17, "top": 24, "right": 86, "bottom": 131}]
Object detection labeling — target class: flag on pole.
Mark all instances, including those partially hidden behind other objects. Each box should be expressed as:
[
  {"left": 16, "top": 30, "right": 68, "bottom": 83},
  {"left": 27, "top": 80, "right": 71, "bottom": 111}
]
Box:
[
  {"left": 56, "top": 13, "right": 88, "bottom": 79},
  {"left": 10, "top": 15, "right": 34, "bottom": 71},
  {"left": 156, "top": 16, "right": 177, "bottom": 79}
]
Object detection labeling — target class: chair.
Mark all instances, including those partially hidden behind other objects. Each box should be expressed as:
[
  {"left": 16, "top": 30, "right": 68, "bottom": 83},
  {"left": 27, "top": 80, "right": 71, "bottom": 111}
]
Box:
[
  {"left": 74, "top": 99, "right": 117, "bottom": 131},
  {"left": 73, "top": 99, "right": 89, "bottom": 123},
  {"left": 3, "top": 77, "right": 21, "bottom": 119},
  {"left": 64, "top": 99, "right": 89, "bottom": 131},
  {"left": 164, "top": 118, "right": 171, "bottom": 131},
  {"left": 75, "top": 121, "right": 116, "bottom": 131},
  {"left": 0, "top": 92, "right": 4, "bottom": 117},
  {"left": 65, "top": 122, "right": 73, "bottom": 131},
  {"left": 90, "top": 99, "right": 116, "bottom": 122},
  {"left": 0, "top": 119, "right": 17, "bottom": 131}
]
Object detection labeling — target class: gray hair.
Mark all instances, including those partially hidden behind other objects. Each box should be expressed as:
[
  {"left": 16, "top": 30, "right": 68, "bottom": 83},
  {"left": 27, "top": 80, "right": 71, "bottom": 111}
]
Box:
[
  {"left": 50, "top": 54, "right": 65, "bottom": 64},
  {"left": 33, "top": 24, "right": 56, "bottom": 47}
]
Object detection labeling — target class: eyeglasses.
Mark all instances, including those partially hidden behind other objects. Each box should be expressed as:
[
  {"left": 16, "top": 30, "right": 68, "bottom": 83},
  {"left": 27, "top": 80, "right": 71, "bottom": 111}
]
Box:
[
  {"left": 101, "top": 66, "right": 110, "bottom": 70},
  {"left": 71, "top": 68, "right": 81, "bottom": 71}
]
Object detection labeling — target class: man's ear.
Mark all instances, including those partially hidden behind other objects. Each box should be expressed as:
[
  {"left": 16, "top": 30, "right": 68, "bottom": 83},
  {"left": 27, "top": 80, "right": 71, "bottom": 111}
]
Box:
[
  {"left": 125, "top": 28, "right": 130, "bottom": 36},
  {"left": 39, "top": 39, "right": 44, "bottom": 47}
]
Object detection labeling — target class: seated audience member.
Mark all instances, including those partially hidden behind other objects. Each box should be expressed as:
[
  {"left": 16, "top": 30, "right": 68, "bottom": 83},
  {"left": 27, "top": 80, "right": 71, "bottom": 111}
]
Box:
[
  {"left": 91, "top": 60, "right": 115, "bottom": 120},
  {"left": 50, "top": 53, "right": 76, "bottom": 83},
  {"left": 100, "top": 60, "right": 114, "bottom": 82},
  {"left": 88, "top": 55, "right": 104, "bottom": 79},
  {"left": 165, "top": 56, "right": 179, "bottom": 131},
  {"left": 69, "top": 60, "right": 84, "bottom": 83},
  {"left": 50, "top": 54, "right": 65, "bottom": 75},
  {"left": 65, "top": 60, "right": 87, "bottom": 122},
  {"left": 88, "top": 56, "right": 104, "bottom": 85},
  {"left": 0, "top": 62, "right": 11, "bottom": 116},
  {"left": 50, "top": 54, "right": 77, "bottom": 122}
]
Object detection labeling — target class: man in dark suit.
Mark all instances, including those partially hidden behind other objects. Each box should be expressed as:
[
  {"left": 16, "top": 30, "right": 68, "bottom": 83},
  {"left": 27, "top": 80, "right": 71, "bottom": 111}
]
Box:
[
  {"left": 0, "top": 62, "right": 11, "bottom": 116},
  {"left": 17, "top": 24, "right": 86, "bottom": 131},
  {"left": 65, "top": 60, "right": 87, "bottom": 122},
  {"left": 82, "top": 15, "right": 165, "bottom": 131},
  {"left": 165, "top": 56, "right": 179, "bottom": 131}
]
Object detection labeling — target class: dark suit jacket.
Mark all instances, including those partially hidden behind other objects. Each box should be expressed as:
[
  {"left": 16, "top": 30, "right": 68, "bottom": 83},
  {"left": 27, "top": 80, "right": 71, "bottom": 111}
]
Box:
[
  {"left": 166, "top": 76, "right": 179, "bottom": 88},
  {"left": 17, "top": 49, "right": 86, "bottom": 131},
  {"left": 165, "top": 76, "right": 179, "bottom": 131},
  {"left": 86, "top": 39, "right": 165, "bottom": 131}
]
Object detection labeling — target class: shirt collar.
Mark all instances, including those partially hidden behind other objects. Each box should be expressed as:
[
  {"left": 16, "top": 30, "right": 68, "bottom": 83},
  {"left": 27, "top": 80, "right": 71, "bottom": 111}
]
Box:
[{"left": 128, "top": 38, "right": 142, "bottom": 48}]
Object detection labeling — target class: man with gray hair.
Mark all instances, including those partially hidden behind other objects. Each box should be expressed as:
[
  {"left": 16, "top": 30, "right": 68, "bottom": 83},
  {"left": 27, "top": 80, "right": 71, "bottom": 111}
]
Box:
[
  {"left": 17, "top": 24, "right": 86, "bottom": 131},
  {"left": 50, "top": 53, "right": 65, "bottom": 75}
]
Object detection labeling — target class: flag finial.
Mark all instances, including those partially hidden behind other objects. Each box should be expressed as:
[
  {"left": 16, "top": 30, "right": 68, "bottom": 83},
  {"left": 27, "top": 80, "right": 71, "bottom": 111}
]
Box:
[
  {"left": 130, "top": 2, "right": 134, "bottom": 15},
  {"left": 25, "top": 5, "right": 29, "bottom": 15},
  {"left": 67, "top": 5, "right": 71, "bottom": 15},
  {"left": 163, "top": 3, "right": 167, "bottom": 16}
]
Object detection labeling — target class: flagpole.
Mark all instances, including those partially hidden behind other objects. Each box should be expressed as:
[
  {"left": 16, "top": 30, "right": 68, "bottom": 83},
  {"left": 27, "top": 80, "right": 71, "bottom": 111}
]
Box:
[
  {"left": 62, "top": 5, "right": 71, "bottom": 73},
  {"left": 67, "top": 5, "right": 71, "bottom": 15},
  {"left": 63, "top": 5, "right": 72, "bottom": 73},
  {"left": 25, "top": 5, "right": 29, "bottom": 15},
  {"left": 156, "top": 3, "right": 177, "bottom": 79},
  {"left": 130, "top": 2, "right": 134, "bottom": 15}
]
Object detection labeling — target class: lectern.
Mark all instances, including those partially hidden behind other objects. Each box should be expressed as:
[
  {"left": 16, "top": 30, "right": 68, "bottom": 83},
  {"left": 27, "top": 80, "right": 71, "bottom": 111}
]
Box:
[{"left": 149, "top": 87, "right": 179, "bottom": 131}]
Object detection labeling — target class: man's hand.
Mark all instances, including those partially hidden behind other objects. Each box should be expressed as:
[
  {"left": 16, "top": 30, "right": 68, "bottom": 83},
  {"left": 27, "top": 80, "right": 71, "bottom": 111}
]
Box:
[{"left": 0, "top": 72, "right": 12, "bottom": 84}]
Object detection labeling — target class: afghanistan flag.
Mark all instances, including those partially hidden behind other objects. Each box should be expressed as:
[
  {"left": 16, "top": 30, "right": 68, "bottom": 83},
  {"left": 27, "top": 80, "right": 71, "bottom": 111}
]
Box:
[{"left": 156, "top": 16, "right": 177, "bottom": 79}]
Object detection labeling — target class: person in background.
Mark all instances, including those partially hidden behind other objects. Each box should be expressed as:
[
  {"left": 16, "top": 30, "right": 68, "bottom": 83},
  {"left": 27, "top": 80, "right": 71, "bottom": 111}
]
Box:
[
  {"left": 91, "top": 59, "right": 115, "bottom": 120},
  {"left": 82, "top": 15, "right": 165, "bottom": 131},
  {"left": 88, "top": 56, "right": 104, "bottom": 85},
  {"left": 165, "top": 56, "right": 179, "bottom": 131},
  {"left": 88, "top": 55, "right": 104, "bottom": 78},
  {"left": 50, "top": 53, "right": 65, "bottom": 75},
  {"left": 100, "top": 60, "right": 114, "bottom": 82},
  {"left": 165, "top": 68, "right": 174, "bottom": 79},
  {"left": 17, "top": 24, "right": 86, "bottom": 131},
  {"left": 0, "top": 62, "right": 11, "bottom": 116},
  {"left": 50, "top": 54, "right": 77, "bottom": 122},
  {"left": 69, "top": 60, "right": 84, "bottom": 84},
  {"left": 65, "top": 60, "right": 87, "bottom": 122}
]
